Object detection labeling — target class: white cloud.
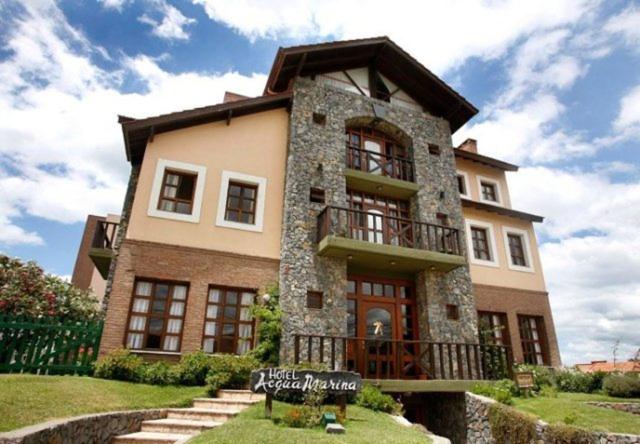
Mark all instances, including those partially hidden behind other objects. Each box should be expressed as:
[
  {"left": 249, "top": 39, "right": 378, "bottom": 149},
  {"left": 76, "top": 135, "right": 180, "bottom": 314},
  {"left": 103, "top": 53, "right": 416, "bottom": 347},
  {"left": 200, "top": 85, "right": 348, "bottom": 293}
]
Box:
[
  {"left": 193, "top": 0, "right": 598, "bottom": 74},
  {"left": 138, "top": 0, "right": 197, "bottom": 41},
  {"left": 0, "top": 1, "right": 265, "bottom": 246},
  {"left": 604, "top": 5, "right": 640, "bottom": 48},
  {"left": 508, "top": 166, "right": 640, "bottom": 364},
  {"left": 614, "top": 84, "right": 640, "bottom": 135},
  {"left": 98, "top": 0, "right": 131, "bottom": 12}
]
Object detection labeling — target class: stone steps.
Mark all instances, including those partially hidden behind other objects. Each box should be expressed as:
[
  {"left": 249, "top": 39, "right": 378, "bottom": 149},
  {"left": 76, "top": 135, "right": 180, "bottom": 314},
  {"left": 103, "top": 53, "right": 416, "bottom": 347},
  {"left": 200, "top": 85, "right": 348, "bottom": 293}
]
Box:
[
  {"left": 166, "top": 407, "right": 241, "bottom": 422},
  {"left": 112, "top": 390, "right": 259, "bottom": 443},
  {"left": 192, "top": 397, "right": 259, "bottom": 410},
  {"left": 112, "top": 431, "right": 191, "bottom": 444},
  {"left": 217, "top": 389, "right": 266, "bottom": 401},
  {"left": 141, "top": 418, "right": 222, "bottom": 434}
]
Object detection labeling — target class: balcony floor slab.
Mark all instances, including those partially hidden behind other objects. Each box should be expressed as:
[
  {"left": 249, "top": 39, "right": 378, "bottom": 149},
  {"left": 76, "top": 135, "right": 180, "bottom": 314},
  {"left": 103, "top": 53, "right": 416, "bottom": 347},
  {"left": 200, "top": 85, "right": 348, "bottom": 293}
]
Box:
[
  {"left": 344, "top": 168, "right": 420, "bottom": 199},
  {"left": 317, "top": 235, "right": 466, "bottom": 273}
]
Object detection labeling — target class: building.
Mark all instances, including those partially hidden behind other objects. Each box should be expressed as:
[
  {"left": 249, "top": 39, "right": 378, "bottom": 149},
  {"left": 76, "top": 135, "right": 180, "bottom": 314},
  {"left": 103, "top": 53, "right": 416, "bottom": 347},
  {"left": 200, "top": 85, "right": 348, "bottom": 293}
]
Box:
[
  {"left": 576, "top": 359, "right": 640, "bottom": 374},
  {"left": 78, "top": 37, "right": 561, "bottom": 378}
]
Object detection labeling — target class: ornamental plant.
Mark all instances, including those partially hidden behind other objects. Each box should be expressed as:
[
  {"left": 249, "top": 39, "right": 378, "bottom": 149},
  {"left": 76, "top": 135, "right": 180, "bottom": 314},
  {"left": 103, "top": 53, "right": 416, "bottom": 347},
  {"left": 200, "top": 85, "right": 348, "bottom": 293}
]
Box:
[
  {"left": 0, "top": 254, "right": 101, "bottom": 321},
  {"left": 248, "top": 283, "right": 281, "bottom": 365}
]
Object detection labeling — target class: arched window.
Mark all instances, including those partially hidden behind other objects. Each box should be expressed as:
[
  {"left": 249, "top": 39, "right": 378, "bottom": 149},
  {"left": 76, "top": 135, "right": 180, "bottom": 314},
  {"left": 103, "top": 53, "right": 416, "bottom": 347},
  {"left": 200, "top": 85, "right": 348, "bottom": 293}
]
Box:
[{"left": 345, "top": 127, "right": 413, "bottom": 181}]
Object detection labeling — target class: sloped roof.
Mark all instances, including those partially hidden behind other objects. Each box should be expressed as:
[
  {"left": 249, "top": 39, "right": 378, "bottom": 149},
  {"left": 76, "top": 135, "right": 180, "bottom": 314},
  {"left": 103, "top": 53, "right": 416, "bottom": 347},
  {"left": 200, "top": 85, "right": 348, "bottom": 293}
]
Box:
[
  {"left": 264, "top": 36, "right": 478, "bottom": 132},
  {"left": 575, "top": 360, "right": 640, "bottom": 373}
]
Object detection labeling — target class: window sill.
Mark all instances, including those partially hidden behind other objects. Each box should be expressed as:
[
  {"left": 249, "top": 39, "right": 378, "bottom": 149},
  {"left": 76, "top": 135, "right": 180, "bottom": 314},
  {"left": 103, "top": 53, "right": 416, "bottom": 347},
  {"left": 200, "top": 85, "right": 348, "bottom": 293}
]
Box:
[
  {"left": 148, "top": 209, "right": 200, "bottom": 224},
  {"left": 130, "top": 350, "right": 182, "bottom": 356}
]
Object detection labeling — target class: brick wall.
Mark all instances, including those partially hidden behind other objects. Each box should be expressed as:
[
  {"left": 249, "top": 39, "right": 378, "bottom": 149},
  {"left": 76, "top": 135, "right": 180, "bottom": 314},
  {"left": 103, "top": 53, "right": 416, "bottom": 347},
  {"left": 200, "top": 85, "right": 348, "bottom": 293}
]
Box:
[
  {"left": 100, "top": 239, "right": 279, "bottom": 357},
  {"left": 474, "top": 283, "right": 561, "bottom": 366}
]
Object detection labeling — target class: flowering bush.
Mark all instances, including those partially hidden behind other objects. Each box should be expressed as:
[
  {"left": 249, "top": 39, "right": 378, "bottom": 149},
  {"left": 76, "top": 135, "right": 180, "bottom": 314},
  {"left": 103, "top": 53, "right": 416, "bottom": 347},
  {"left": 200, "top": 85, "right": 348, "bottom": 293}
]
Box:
[{"left": 0, "top": 254, "right": 101, "bottom": 321}]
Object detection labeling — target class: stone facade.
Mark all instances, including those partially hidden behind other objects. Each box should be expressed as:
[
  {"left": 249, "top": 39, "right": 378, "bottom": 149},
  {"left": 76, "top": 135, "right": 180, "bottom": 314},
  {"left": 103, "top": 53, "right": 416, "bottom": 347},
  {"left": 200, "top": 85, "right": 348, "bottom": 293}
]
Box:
[
  {"left": 0, "top": 409, "right": 166, "bottom": 444},
  {"left": 465, "top": 392, "right": 640, "bottom": 444},
  {"left": 279, "top": 77, "right": 478, "bottom": 362},
  {"left": 102, "top": 164, "right": 140, "bottom": 312},
  {"left": 100, "top": 239, "right": 279, "bottom": 357}
]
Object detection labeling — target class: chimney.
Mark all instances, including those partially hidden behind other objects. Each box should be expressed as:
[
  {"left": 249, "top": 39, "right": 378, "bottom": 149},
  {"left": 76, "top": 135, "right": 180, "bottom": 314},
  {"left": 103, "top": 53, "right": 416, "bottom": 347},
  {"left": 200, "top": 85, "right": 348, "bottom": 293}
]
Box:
[
  {"left": 458, "top": 138, "right": 478, "bottom": 153},
  {"left": 223, "top": 91, "right": 249, "bottom": 103}
]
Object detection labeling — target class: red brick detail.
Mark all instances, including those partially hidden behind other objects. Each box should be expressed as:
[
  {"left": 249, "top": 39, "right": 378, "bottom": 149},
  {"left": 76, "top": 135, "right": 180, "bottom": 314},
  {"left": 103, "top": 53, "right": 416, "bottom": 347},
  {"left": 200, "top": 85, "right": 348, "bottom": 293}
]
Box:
[
  {"left": 71, "top": 215, "right": 104, "bottom": 290},
  {"left": 100, "top": 239, "right": 279, "bottom": 357},
  {"left": 473, "top": 284, "right": 561, "bottom": 367}
]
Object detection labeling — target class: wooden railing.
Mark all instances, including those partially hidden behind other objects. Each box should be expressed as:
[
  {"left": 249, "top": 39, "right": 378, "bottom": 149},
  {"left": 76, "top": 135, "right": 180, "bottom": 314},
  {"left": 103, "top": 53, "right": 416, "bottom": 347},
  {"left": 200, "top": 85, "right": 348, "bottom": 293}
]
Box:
[
  {"left": 346, "top": 146, "right": 414, "bottom": 182},
  {"left": 317, "top": 206, "right": 462, "bottom": 256},
  {"left": 294, "top": 334, "right": 513, "bottom": 381},
  {"left": 0, "top": 315, "right": 104, "bottom": 375},
  {"left": 92, "top": 220, "right": 118, "bottom": 250}
]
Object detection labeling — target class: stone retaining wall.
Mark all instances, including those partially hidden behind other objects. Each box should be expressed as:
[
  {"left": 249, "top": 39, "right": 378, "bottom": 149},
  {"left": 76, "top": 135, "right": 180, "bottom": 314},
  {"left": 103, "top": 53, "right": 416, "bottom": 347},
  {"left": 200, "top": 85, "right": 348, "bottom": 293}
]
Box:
[
  {"left": 0, "top": 409, "right": 166, "bottom": 444},
  {"left": 465, "top": 392, "right": 640, "bottom": 443},
  {"left": 586, "top": 402, "right": 640, "bottom": 415}
]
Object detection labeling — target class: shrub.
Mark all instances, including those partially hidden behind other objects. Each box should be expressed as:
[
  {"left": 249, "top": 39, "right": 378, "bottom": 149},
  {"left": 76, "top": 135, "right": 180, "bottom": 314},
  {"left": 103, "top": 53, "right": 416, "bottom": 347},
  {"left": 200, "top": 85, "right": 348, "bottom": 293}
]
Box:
[
  {"left": 488, "top": 403, "right": 537, "bottom": 444},
  {"left": 281, "top": 406, "right": 318, "bottom": 428},
  {"left": 539, "top": 385, "right": 558, "bottom": 398},
  {"left": 546, "top": 423, "right": 591, "bottom": 444},
  {"left": 94, "top": 349, "right": 144, "bottom": 382},
  {"left": 554, "top": 370, "right": 599, "bottom": 393},
  {"left": 471, "top": 379, "right": 516, "bottom": 405},
  {"left": 205, "top": 354, "right": 260, "bottom": 396},
  {"left": 0, "top": 254, "right": 101, "bottom": 321},
  {"left": 140, "top": 361, "right": 179, "bottom": 386},
  {"left": 603, "top": 374, "right": 640, "bottom": 398},
  {"left": 355, "top": 385, "right": 402, "bottom": 414},
  {"left": 175, "top": 351, "right": 214, "bottom": 386},
  {"left": 247, "top": 284, "right": 281, "bottom": 366}
]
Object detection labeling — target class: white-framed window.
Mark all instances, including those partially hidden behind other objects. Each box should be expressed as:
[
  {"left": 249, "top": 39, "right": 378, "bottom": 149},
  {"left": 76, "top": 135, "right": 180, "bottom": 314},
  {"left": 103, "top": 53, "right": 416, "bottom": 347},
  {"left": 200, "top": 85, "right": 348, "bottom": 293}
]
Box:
[
  {"left": 476, "top": 175, "right": 503, "bottom": 206},
  {"left": 465, "top": 219, "right": 499, "bottom": 267},
  {"left": 147, "top": 159, "right": 206, "bottom": 223},
  {"left": 502, "top": 226, "right": 535, "bottom": 272},
  {"left": 456, "top": 170, "right": 470, "bottom": 199},
  {"left": 215, "top": 170, "right": 267, "bottom": 232}
]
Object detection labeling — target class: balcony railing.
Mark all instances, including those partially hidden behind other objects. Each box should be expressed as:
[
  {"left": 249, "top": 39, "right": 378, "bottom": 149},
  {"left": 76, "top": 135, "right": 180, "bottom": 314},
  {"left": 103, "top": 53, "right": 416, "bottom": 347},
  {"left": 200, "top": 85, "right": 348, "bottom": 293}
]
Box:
[
  {"left": 346, "top": 146, "right": 414, "bottom": 182},
  {"left": 91, "top": 221, "right": 118, "bottom": 250},
  {"left": 317, "top": 206, "right": 462, "bottom": 256},
  {"left": 294, "top": 334, "right": 513, "bottom": 381}
]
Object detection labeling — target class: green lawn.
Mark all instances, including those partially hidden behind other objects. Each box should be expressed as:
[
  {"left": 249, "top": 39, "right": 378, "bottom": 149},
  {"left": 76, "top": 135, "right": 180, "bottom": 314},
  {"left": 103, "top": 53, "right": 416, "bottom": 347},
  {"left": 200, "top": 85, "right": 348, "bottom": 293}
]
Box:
[
  {"left": 513, "top": 393, "right": 640, "bottom": 435},
  {"left": 189, "top": 401, "right": 430, "bottom": 444},
  {"left": 0, "top": 375, "right": 205, "bottom": 432}
]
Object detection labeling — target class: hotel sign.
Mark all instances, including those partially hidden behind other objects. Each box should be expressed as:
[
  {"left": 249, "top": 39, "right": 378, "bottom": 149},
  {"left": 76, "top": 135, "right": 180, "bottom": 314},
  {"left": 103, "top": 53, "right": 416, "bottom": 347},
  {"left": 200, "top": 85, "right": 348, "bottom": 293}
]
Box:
[{"left": 250, "top": 368, "right": 362, "bottom": 396}]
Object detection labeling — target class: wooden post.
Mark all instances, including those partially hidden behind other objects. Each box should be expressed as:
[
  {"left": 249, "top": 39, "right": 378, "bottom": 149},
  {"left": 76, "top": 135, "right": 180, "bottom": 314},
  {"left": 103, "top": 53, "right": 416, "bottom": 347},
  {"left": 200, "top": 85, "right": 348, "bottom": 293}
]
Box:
[
  {"left": 337, "top": 394, "right": 347, "bottom": 418},
  {"left": 265, "top": 393, "right": 273, "bottom": 419}
]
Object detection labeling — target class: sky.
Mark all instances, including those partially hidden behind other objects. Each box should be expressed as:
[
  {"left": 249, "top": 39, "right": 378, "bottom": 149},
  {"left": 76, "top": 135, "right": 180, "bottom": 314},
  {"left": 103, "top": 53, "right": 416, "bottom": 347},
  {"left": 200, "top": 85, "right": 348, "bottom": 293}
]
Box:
[{"left": 0, "top": 0, "right": 639, "bottom": 366}]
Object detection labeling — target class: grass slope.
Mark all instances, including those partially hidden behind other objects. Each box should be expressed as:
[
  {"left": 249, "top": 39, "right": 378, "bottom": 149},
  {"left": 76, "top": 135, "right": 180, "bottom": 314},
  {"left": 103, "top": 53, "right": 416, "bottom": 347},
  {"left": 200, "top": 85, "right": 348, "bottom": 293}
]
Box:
[
  {"left": 513, "top": 393, "right": 640, "bottom": 435},
  {"left": 189, "top": 401, "right": 430, "bottom": 444},
  {"left": 0, "top": 375, "right": 205, "bottom": 432}
]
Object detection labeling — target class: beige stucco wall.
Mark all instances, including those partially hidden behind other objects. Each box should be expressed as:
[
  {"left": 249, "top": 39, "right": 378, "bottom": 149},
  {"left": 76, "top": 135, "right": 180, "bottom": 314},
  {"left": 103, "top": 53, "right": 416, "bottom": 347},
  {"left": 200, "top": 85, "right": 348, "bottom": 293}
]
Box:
[
  {"left": 126, "top": 109, "right": 288, "bottom": 260},
  {"left": 463, "top": 207, "right": 546, "bottom": 292},
  {"left": 455, "top": 157, "right": 512, "bottom": 208}
]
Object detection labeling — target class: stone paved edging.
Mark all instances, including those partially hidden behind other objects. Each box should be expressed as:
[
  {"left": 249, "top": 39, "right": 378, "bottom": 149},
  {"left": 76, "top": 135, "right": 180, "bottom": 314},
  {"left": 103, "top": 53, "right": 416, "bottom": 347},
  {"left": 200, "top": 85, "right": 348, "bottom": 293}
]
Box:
[
  {"left": 586, "top": 402, "right": 640, "bottom": 416},
  {"left": 0, "top": 409, "right": 166, "bottom": 444},
  {"left": 465, "top": 393, "right": 640, "bottom": 444}
]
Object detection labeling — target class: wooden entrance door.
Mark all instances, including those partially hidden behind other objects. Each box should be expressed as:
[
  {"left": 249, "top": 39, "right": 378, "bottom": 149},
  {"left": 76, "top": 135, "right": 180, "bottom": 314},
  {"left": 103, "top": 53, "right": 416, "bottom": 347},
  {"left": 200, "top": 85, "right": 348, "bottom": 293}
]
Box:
[
  {"left": 346, "top": 275, "right": 419, "bottom": 379},
  {"left": 360, "top": 300, "right": 396, "bottom": 378}
]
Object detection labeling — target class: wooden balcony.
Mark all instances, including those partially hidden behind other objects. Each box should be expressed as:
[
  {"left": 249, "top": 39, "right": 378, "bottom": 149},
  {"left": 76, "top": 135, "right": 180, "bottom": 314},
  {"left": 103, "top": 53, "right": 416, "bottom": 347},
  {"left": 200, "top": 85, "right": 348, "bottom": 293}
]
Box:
[
  {"left": 316, "top": 206, "right": 466, "bottom": 273},
  {"left": 294, "top": 334, "right": 513, "bottom": 381},
  {"left": 89, "top": 220, "right": 118, "bottom": 279},
  {"left": 345, "top": 147, "right": 419, "bottom": 199}
]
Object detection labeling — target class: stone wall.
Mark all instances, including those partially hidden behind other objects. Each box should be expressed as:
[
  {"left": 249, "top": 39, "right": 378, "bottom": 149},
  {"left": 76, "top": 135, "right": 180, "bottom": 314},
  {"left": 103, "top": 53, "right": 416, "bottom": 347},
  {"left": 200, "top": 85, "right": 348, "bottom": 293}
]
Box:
[
  {"left": 279, "top": 77, "right": 478, "bottom": 362},
  {"left": 0, "top": 409, "right": 165, "bottom": 444},
  {"left": 465, "top": 392, "right": 640, "bottom": 444},
  {"left": 586, "top": 402, "right": 640, "bottom": 415}
]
